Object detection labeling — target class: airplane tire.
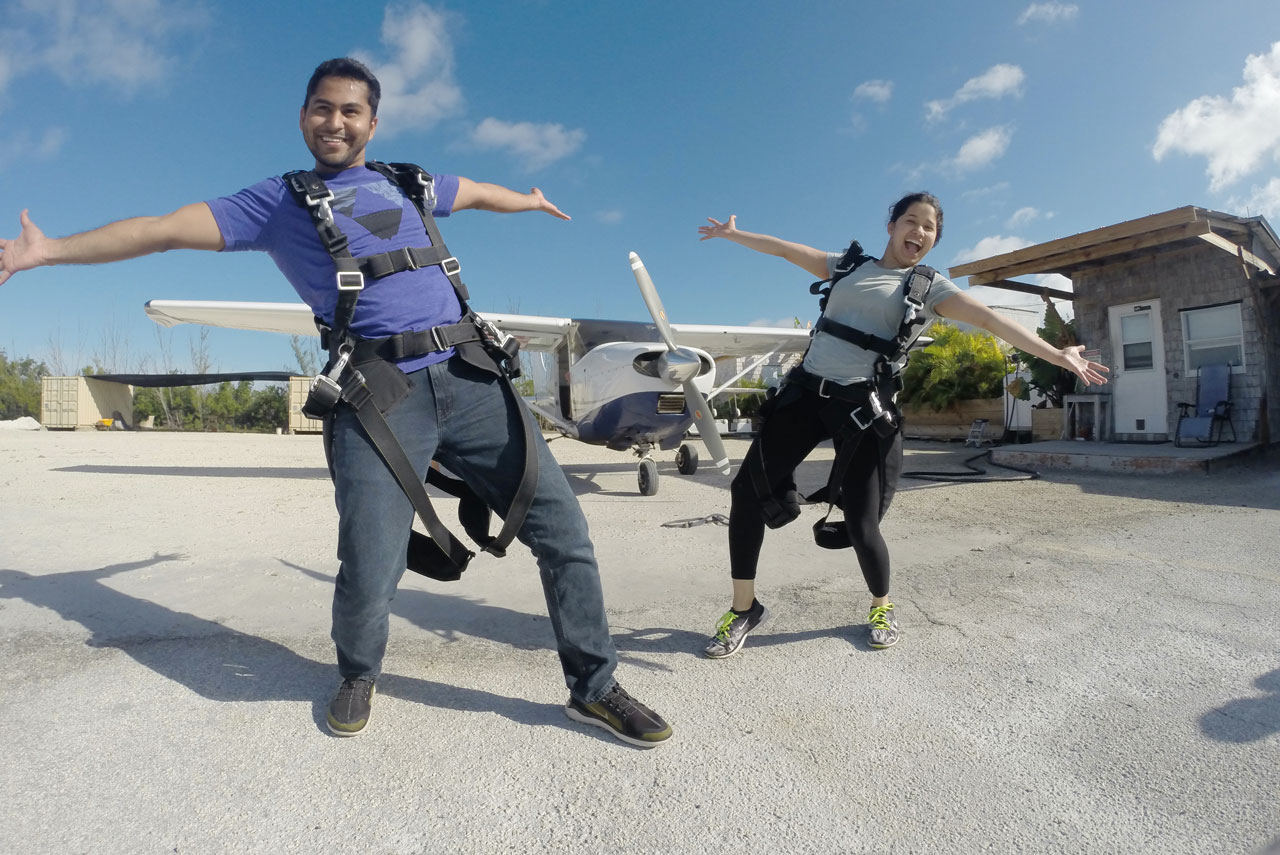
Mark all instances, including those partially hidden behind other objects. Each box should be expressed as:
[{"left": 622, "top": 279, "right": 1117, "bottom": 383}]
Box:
[
  {"left": 676, "top": 444, "right": 699, "bottom": 475},
  {"left": 637, "top": 458, "right": 659, "bottom": 496}
]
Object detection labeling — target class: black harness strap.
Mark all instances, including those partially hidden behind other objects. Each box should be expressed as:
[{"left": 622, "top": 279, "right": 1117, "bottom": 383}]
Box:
[
  {"left": 286, "top": 161, "right": 539, "bottom": 577},
  {"left": 342, "top": 374, "right": 476, "bottom": 571}
]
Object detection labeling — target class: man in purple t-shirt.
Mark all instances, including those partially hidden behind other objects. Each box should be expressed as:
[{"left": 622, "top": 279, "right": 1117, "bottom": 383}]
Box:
[{"left": 0, "top": 57, "right": 671, "bottom": 748}]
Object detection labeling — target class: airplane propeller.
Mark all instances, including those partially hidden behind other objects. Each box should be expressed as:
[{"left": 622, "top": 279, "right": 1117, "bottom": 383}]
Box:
[{"left": 628, "top": 252, "right": 731, "bottom": 475}]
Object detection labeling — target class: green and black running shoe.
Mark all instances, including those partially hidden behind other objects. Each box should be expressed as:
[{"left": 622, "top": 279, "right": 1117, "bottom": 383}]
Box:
[
  {"left": 868, "top": 603, "right": 900, "bottom": 649},
  {"left": 565, "top": 683, "right": 672, "bottom": 748},
  {"left": 703, "top": 600, "right": 770, "bottom": 659},
  {"left": 327, "top": 676, "right": 376, "bottom": 736}
]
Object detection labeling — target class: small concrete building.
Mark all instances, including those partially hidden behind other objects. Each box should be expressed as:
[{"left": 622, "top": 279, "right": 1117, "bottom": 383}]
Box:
[{"left": 950, "top": 206, "right": 1279, "bottom": 445}]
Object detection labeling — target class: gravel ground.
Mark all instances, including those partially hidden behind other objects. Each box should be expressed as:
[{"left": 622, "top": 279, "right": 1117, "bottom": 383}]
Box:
[{"left": 1, "top": 429, "right": 1277, "bottom": 855}]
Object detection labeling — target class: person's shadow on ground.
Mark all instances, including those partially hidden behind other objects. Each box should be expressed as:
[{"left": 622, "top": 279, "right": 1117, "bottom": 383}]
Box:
[
  {"left": 0, "top": 555, "right": 578, "bottom": 738},
  {"left": 1199, "top": 666, "right": 1280, "bottom": 744}
]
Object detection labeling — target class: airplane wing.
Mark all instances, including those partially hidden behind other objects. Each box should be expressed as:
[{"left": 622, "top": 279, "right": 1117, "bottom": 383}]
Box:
[
  {"left": 144, "top": 301, "right": 806, "bottom": 358},
  {"left": 144, "top": 301, "right": 575, "bottom": 352},
  {"left": 666, "top": 323, "right": 811, "bottom": 357},
  {"left": 145, "top": 300, "right": 318, "bottom": 336}
]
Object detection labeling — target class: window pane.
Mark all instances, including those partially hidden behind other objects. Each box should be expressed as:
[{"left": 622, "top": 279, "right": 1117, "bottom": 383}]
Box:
[
  {"left": 1186, "top": 305, "right": 1241, "bottom": 340},
  {"left": 1182, "top": 303, "right": 1245, "bottom": 373},
  {"left": 1123, "top": 341, "right": 1153, "bottom": 370},
  {"left": 1121, "top": 313, "right": 1152, "bottom": 343},
  {"left": 1189, "top": 344, "right": 1243, "bottom": 370}
]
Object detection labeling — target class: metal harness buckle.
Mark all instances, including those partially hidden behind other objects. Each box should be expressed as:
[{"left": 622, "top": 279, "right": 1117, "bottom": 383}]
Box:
[
  {"left": 304, "top": 189, "right": 335, "bottom": 225},
  {"left": 337, "top": 271, "right": 365, "bottom": 292},
  {"left": 441, "top": 256, "right": 461, "bottom": 277},
  {"left": 850, "top": 406, "right": 873, "bottom": 430},
  {"left": 817, "top": 377, "right": 833, "bottom": 398},
  {"left": 430, "top": 325, "right": 447, "bottom": 352}
]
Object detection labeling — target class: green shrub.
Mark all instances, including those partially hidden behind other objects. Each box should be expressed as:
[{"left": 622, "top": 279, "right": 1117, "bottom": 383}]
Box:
[{"left": 900, "top": 323, "right": 1008, "bottom": 411}]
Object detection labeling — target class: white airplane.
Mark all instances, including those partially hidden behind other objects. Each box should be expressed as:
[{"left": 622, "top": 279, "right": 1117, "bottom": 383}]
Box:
[{"left": 144, "top": 252, "right": 812, "bottom": 495}]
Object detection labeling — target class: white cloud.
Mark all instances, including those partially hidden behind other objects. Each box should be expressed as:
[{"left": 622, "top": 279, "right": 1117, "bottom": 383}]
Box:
[
  {"left": 925, "top": 64, "right": 1025, "bottom": 122},
  {"left": 1152, "top": 41, "right": 1280, "bottom": 191},
  {"left": 356, "top": 2, "right": 464, "bottom": 132},
  {"left": 951, "top": 235, "right": 1032, "bottom": 267},
  {"left": 1006, "top": 206, "right": 1041, "bottom": 228},
  {"left": 1227, "top": 176, "right": 1280, "bottom": 219},
  {"left": 470, "top": 117, "right": 586, "bottom": 171},
  {"left": 23, "top": 0, "right": 208, "bottom": 93},
  {"left": 952, "top": 126, "right": 1013, "bottom": 172},
  {"left": 962, "top": 181, "right": 1011, "bottom": 199},
  {"left": 0, "top": 126, "right": 67, "bottom": 163},
  {"left": 853, "top": 80, "right": 893, "bottom": 103},
  {"left": 1017, "top": 3, "right": 1079, "bottom": 26},
  {"left": 595, "top": 209, "right": 624, "bottom": 225}
]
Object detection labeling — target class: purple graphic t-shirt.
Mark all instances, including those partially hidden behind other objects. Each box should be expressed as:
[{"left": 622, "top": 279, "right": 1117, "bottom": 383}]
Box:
[{"left": 207, "top": 165, "right": 461, "bottom": 373}]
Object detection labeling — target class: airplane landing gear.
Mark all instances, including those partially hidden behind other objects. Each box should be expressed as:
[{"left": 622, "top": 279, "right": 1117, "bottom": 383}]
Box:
[
  {"left": 637, "top": 458, "right": 659, "bottom": 496},
  {"left": 676, "top": 443, "right": 699, "bottom": 475}
]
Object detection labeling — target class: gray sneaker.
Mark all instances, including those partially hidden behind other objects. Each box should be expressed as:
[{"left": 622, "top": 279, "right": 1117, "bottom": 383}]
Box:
[
  {"left": 704, "top": 602, "right": 770, "bottom": 659},
  {"left": 868, "top": 603, "right": 900, "bottom": 649},
  {"left": 327, "top": 677, "right": 376, "bottom": 736}
]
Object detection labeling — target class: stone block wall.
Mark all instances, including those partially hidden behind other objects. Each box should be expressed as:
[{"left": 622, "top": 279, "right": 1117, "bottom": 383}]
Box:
[{"left": 1072, "top": 243, "right": 1269, "bottom": 443}]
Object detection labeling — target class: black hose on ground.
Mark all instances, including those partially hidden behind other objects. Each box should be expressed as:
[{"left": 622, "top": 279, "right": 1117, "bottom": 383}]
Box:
[{"left": 901, "top": 449, "right": 1040, "bottom": 482}]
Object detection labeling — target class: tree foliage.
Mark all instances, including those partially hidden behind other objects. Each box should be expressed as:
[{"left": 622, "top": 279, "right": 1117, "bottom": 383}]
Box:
[
  {"left": 133, "top": 379, "right": 287, "bottom": 432},
  {"left": 0, "top": 350, "right": 49, "bottom": 419},
  {"left": 1011, "top": 301, "right": 1077, "bottom": 408},
  {"left": 899, "top": 323, "right": 1009, "bottom": 411}
]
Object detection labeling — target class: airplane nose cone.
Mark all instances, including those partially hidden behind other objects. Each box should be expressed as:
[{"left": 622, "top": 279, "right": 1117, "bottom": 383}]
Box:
[{"left": 656, "top": 349, "right": 701, "bottom": 383}]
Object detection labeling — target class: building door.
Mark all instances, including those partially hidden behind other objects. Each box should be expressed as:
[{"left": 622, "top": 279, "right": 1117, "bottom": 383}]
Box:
[{"left": 1107, "top": 300, "right": 1168, "bottom": 437}]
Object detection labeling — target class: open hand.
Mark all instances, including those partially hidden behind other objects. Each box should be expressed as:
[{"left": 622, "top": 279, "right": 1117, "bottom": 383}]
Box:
[
  {"left": 529, "top": 188, "right": 570, "bottom": 221},
  {"left": 1061, "top": 344, "right": 1110, "bottom": 387},
  {"left": 698, "top": 215, "right": 738, "bottom": 241},
  {"left": 0, "top": 210, "right": 48, "bottom": 287}
]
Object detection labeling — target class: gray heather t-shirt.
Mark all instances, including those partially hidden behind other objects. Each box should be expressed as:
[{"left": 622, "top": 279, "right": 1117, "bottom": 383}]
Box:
[{"left": 800, "top": 251, "right": 961, "bottom": 384}]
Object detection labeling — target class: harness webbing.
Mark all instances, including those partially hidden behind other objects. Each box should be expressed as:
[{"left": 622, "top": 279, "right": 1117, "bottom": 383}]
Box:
[{"left": 286, "top": 161, "right": 538, "bottom": 579}]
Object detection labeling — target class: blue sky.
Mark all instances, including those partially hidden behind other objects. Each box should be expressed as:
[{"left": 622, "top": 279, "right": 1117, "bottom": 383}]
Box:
[{"left": 3, "top": 0, "right": 1280, "bottom": 374}]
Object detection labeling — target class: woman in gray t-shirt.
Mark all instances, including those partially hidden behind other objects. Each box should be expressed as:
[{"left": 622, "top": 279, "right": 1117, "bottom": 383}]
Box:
[{"left": 697, "top": 192, "right": 1108, "bottom": 655}]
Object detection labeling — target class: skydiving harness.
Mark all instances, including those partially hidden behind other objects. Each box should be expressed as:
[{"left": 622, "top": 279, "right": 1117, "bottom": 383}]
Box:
[
  {"left": 746, "top": 239, "right": 938, "bottom": 548},
  {"left": 284, "top": 160, "right": 537, "bottom": 582}
]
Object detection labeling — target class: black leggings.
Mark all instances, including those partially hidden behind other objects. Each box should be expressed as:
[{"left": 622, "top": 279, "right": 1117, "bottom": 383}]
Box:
[{"left": 728, "top": 388, "right": 902, "bottom": 597}]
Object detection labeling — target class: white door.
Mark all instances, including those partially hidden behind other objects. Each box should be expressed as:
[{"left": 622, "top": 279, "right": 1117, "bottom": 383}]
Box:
[{"left": 1107, "top": 300, "right": 1168, "bottom": 436}]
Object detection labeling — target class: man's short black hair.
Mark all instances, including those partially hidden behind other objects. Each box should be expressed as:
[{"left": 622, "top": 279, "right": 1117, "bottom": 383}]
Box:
[{"left": 304, "top": 57, "right": 382, "bottom": 116}]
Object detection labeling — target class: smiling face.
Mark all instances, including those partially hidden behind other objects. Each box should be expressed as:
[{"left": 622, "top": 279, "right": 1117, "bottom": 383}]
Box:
[
  {"left": 881, "top": 201, "right": 940, "bottom": 269},
  {"left": 299, "top": 76, "right": 378, "bottom": 172}
]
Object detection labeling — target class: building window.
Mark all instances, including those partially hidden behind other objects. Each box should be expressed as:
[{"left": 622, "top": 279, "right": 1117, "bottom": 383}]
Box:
[
  {"left": 1119, "top": 311, "right": 1154, "bottom": 370},
  {"left": 1180, "top": 302, "right": 1244, "bottom": 373}
]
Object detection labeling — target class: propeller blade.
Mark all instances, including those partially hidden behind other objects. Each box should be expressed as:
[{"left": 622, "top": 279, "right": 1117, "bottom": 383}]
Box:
[
  {"left": 629, "top": 252, "right": 679, "bottom": 351},
  {"left": 684, "top": 380, "right": 731, "bottom": 475}
]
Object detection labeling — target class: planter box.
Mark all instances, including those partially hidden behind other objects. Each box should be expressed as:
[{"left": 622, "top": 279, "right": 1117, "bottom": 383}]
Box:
[
  {"left": 1031, "top": 407, "right": 1063, "bottom": 441},
  {"left": 900, "top": 398, "right": 1004, "bottom": 441}
]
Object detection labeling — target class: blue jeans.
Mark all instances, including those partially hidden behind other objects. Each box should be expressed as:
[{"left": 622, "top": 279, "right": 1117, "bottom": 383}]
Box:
[{"left": 328, "top": 355, "right": 618, "bottom": 703}]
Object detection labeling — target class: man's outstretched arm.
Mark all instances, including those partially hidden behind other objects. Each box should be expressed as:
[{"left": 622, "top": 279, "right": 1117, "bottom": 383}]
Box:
[
  {"left": 452, "top": 177, "right": 570, "bottom": 220},
  {"left": 0, "top": 203, "right": 225, "bottom": 287}
]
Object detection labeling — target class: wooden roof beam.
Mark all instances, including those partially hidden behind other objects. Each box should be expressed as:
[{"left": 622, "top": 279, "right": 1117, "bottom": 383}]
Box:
[
  {"left": 958, "top": 220, "right": 1213, "bottom": 286},
  {"left": 1198, "top": 231, "right": 1277, "bottom": 276},
  {"left": 949, "top": 206, "right": 1204, "bottom": 279},
  {"left": 971, "top": 278, "right": 1075, "bottom": 301}
]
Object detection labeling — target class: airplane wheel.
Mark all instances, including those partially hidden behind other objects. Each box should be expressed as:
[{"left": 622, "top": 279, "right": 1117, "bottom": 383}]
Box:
[
  {"left": 676, "top": 443, "right": 699, "bottom": 475},
  {"left": 637, "top": 458, "right": 659, "bottom": 496}
]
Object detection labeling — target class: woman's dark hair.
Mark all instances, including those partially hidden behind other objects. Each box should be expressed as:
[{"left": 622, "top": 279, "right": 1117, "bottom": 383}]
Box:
[
  {"left": 304, "top": 57, "right": 382, "bottom": 116},
  {"left": 888, "top": 192, "right": 943, "bottom": 243}
]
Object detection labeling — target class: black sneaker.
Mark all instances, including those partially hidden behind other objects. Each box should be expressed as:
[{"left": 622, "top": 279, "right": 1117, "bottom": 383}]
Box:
[
  {"left": 703, "top": 600, "right": 770, "bottom": 659},
  {"left": 327, "top": 677, "right": 376, "bottom": 736},
  {"left": 564, "top": 683, "right": 672, "bottom": 748}
]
